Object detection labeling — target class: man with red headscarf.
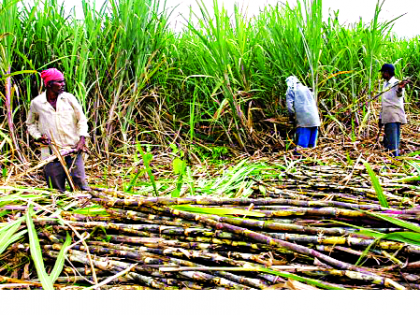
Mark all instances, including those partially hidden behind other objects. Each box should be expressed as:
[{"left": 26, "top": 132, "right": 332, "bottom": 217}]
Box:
[{"left": 26, "top": 68, "right": 91, "bottom": 192}]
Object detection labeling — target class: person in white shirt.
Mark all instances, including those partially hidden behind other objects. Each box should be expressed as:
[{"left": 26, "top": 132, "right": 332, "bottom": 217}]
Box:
[
  {"left": 378, "top": 64, "right": 407, "bottom": 157},
  {"left": 285, "top": 76, "right": 321, "bottom": 154},
  {"left": 26, "top": 68, "right": 90, "bottom": 192}
]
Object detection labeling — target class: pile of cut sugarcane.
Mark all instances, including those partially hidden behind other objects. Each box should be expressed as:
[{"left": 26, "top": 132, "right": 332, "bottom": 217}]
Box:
[
  {"left": 2, "top": 159, "right": 420, "bottom": 290},
  {"left": 75, "top": 187, "right": 419, "bottom": 290},
  {"left": 250, "top": 163, "right": 420, "bottom": 206}
]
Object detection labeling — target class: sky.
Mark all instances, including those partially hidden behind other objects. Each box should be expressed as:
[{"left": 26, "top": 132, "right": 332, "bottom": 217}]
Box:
[{"left": 61, "top": 0, "right": 419, "bottom": 38}]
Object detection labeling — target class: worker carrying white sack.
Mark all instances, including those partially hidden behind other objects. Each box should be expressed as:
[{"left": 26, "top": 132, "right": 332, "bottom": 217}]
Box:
[{"left": 285, "top": 76, "right": 321, "bottom": 153}]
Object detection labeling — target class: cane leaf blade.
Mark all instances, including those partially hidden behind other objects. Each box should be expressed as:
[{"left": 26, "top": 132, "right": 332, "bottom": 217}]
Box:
[
  {"left": 50, "top": 232, "right": 72, "bottom": 283},
  {"left": 26, "top": 204, "right": 54, "bottom": 290},
  {"left": 0, "top": 221, "right": 22, "bottom": 255},
  {"left": 363, "top": 160, "right": 389, "bottom": 208}
]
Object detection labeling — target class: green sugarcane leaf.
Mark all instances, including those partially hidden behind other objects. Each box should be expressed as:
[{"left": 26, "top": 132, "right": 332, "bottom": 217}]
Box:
[
  {"left": 173, "top": 158, "right": 186, "bottom": 175},
  {"left": 0, "top": 194, "right": 43, "bottom": 203},
  {"left": 0, "top": 221, "right": 22, "bottom": 255},
  {"left": 379, "top": 231, "right": 420, "bottom": 246},
  {"left": 50, "top": 233, "right": 72, "bottom": 283},
  {"left": 351, "top": 230, "right": 384, "bottom": 239},
  {"left": 328, "top": 220, "right": 385, "bottom": 238},
  {"left": 362, "top": 211, "right": 420, "bottom": 233},
  {"left": 355, "top": 239, "right": 378, "bottom": 266},
  {"left": 258, "top": 185, "right": 267, "bottom": 197},
  {"left": 171, "top": 188, "right": 181, "bottom": 198},
  {"left": 137, "top": 143, "right": 158, "bottom": 197},
  {"left": 0, "top": 214, "right": 26, "bottom": 234},
  {"left": 186, "top": 166, "right": 196, "bottom": 195},
  {"left": 407, "top": 151, "right": 420, "bottom": 157},
  {"left": 356, "top": 231, "right": 420, "bottom": 266},
  {"left": 143, "top": 153, "right": 153, "bottom": 165},
  {"left": 26, "top": 205, "right": 54, "bottom": 290},
  {"left": 0, "top": 210, "right": 10, "bottom": 217},
  {"left": 91, "top": 226, "right": 111, "bottom": 241},
  {"left": 363, "top": 161, "right": 389, "bottom": 208},
  {"left": 172, "top": 157, "right": 187, "bottom": 197},
  {"left": 73, "top": 207, "right": 109, "bottom": 216},
  {"left": 0, "top": 229, "right": 27, "bottom": 253},
  {"left": 172, "top": 205, "right": 266, "bottom": 217},
  {"left": 408, "top": 161, "right": 420, "bottom": 173},
  {"left": 0, "top": 32, "right": 13, "bottom": 41},
  {"left": 126, "top": 167, "right": 144, "bottom": 192},
  {"left": 169, "top": 143, "right": 179, "bottom": 154},
  {"left": 391, "top": 175, "right": 420, "bottom": 183},
  {"left": 0, "top": 70, "right": 37, "bottom": 80}
]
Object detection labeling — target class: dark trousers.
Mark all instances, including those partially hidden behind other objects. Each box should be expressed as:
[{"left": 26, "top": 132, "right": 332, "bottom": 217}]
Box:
[
  {"left": 384, "top": 123, "right": 401, "bottom": 157},
  {"left": 296, "top": 127, "right": 318, "bottom": 148},
  {"left": 44, "top": 153, "right": 88, "bottom": 192}
]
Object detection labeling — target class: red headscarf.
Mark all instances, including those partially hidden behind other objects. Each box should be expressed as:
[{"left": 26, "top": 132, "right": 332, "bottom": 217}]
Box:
[{"left": 40, "top": 68, "right": 65, "bottom": 87}]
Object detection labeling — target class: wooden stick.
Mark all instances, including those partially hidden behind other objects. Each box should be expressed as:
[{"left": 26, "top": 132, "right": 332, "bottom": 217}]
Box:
[
  {"left": 49, "top": 133, "right": 76, "bottom": 191},
  {"left": 12, "top": 149, "right": 76, "bottom": 180}
]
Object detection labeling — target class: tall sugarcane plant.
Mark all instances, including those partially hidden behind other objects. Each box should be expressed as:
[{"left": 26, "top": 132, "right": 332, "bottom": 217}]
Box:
[
  {"left": 0, "top": 0, "right": 27, "bottom": 163},
  {"left": 185, "top": 0, "right": 264, "bottom": 147},
  {"left": 0, "top": 0, "right": 418, "bottom": 159},
  {"left": 298, "top": 0, "right": 323, "bottom": 101},
  {"left": 358, "top": 0, "right": 405, "bottom": 136},
  {"left": 101, "top": 0, "right": 171, "bottom": 155}
]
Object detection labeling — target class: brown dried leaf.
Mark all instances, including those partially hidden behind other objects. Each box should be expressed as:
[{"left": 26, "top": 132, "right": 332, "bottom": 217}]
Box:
[
  {"left": 22, "top": 263, "right": 30, "bottom": 280},
  {"left": 263, "top": 283, "right": 286, "bottom": 290},
  {"left": 285, "top": 279, "right": 321, "bottom": 290}
]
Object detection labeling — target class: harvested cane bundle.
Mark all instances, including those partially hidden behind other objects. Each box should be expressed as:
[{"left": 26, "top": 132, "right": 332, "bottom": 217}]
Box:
[{"left": 2, "top": 160, "right": 420, "bottom": 290}]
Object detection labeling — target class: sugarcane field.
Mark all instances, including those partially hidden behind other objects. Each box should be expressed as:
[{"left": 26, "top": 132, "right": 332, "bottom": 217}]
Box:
[{"left": 2, "top": 0, "right": 420, "bottom": 293}]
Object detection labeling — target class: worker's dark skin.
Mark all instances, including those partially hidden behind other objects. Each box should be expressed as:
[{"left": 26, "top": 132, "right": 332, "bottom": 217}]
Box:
[
  {"left": 378, "top": 70, "right": 407, "bottom": 128},
  {"left": 381, "top": 70, "right": 392, "bottom": 82},
  {"left": 38, "top": 79, "right": 86, "bottom": 152},
  {"left": 381, "top": 70, "right": 408, "bottom": 88}
]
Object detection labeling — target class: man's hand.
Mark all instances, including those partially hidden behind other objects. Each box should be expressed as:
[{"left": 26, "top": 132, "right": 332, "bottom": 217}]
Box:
[
  {"left": 38, "top": 134, "right": 51, "bottom": 145},
  {"left": 74, "top": 136, "right": 87, "bottom": 152},
  {"left": 398, "top": 80, "right": 408, "bottom": 89}
]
